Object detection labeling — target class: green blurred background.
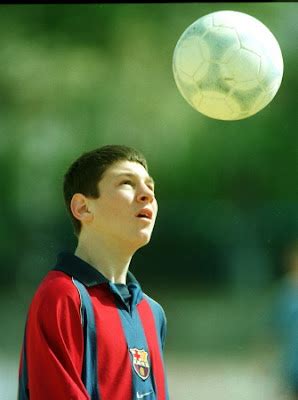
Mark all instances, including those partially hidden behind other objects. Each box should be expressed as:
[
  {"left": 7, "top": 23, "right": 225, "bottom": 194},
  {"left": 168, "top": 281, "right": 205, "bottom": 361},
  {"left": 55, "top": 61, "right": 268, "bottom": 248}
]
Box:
[{"left": 1, "top": 3, "right": 297, "bottom": 399}]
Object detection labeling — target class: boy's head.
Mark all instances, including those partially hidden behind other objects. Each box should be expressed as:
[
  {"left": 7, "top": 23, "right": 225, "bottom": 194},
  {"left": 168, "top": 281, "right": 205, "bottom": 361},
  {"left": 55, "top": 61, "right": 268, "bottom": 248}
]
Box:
[{"left": 63, "top": 145, "right": 149, "bottom": 237}]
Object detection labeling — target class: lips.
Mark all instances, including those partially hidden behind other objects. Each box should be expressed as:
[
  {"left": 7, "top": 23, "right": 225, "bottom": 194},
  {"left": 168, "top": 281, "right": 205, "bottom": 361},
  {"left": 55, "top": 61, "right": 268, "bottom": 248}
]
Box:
[{"left": 136, "top": 208, "right": 153, "bottom": 220}]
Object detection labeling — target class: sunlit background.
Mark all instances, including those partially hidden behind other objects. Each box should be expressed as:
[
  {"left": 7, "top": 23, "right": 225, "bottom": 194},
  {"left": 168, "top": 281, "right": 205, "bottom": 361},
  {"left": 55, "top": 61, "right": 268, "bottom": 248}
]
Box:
[{"left": 1, "top": 3, "right": 298, "bottom": 399}]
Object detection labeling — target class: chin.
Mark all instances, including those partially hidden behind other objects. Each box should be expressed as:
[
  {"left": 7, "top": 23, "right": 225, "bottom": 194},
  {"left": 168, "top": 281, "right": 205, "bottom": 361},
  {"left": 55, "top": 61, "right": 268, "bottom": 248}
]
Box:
[{"left": 135, "top": 232, "right": 152, "bottom": 249}]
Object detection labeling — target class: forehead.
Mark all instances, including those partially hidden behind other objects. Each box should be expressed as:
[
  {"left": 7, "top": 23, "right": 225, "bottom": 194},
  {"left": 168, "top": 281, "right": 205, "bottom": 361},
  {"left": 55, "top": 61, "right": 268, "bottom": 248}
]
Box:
[{"left": 103, "top": 160, "right": 152, "bottom": 181}]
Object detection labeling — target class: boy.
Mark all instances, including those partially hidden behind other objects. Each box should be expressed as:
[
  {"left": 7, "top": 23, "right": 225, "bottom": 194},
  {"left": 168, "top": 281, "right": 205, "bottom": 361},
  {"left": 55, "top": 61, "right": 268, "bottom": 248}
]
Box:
[{"left": 18, "top": 145, "right": 169, "bottom": 400}]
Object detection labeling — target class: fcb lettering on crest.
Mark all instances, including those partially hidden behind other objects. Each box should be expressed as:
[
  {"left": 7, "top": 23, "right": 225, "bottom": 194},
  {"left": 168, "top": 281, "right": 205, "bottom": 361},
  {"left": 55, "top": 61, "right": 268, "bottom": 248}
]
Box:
[{"left": 129, "top": 348, "right": 150, "bottom": 380}]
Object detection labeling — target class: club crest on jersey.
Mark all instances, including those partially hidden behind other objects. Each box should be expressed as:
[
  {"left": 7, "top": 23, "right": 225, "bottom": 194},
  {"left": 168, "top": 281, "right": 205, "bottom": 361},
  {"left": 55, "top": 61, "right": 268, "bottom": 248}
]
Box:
[{"left": 129, "top": 348, "right": 150, "bottom": 380}]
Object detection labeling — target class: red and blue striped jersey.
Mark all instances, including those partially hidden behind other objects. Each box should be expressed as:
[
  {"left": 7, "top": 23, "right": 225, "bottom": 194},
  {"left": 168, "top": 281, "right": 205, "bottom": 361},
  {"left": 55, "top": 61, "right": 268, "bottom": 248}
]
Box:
[{"left": 18, "top": 252, "right": 169, "bottom": 400}]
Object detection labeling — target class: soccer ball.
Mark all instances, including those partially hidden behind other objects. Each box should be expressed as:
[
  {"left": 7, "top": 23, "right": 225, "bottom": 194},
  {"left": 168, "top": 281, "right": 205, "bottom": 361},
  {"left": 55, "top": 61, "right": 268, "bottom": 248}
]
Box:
[{"left": 172, "top": 10, "right": 284, "bottom": 121}]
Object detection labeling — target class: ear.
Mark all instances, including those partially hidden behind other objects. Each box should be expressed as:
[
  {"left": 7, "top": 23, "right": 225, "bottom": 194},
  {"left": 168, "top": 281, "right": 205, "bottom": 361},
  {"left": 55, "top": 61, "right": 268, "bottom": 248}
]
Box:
[{"left": 70, "top": 193, "right": 93, "bottom": 224}]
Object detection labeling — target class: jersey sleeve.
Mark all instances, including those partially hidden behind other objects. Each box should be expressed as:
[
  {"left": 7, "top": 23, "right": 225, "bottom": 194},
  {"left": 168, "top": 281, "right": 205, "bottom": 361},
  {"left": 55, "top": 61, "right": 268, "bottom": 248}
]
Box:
[{"left": 21, "top": 272, "right": 90, "bottom": 400}]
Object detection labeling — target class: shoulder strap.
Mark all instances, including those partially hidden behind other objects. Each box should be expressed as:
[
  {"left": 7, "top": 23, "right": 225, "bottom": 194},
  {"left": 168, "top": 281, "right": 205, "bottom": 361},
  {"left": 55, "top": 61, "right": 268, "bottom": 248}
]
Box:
[{"left": 72, "top": 278, "right": 100, "bottom": 400}]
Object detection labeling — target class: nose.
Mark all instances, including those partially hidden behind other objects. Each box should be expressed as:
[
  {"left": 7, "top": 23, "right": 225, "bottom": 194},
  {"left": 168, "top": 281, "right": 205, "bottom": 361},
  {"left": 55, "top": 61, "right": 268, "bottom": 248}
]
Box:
[{"left": 136, "top": 184, "right": 155, "bottom": 204}]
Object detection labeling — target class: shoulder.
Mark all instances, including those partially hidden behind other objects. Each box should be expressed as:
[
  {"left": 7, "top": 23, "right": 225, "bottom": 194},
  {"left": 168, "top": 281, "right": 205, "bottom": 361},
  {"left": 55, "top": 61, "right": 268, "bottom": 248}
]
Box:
[
  {"left": 142, "top": 293, "right": 168, "bottom": 347},
  {"left": 28, "top": 270, "right": 81, "bottom": 317},
  {"left": 142, "top": 293, "right": 167, "bottom": 325},
  {"left": 25, "top": 271, "right": 84, "bottom": 352}
]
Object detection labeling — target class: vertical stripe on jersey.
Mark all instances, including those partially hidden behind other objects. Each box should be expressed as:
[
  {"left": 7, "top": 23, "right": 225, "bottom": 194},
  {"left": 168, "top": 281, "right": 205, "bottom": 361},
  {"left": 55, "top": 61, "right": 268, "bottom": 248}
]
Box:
[
  {"left": 72, "top": 279, "right": 100, "bottom": 400},
  {"left": 138, "top": 298, "right": 168, "bottom": 400},
  {"left": 90, "top": 285, "right": 133, "bottom": 400},
  {"left": 115, "top": 303, "right": 156, "bottom": 398}
]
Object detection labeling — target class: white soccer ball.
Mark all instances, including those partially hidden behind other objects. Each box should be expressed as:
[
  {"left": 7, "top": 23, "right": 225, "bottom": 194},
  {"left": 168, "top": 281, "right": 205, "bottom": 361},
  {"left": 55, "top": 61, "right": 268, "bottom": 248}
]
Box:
[{"left": 172, "top": 10, "right": 284, "bottom": 121}]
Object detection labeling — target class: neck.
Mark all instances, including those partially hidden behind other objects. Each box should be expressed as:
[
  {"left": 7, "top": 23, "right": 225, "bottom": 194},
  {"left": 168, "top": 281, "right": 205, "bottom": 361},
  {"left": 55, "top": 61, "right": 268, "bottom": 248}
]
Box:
[{"left": 75, "top": 232, "right": 133, "bottom": 284}]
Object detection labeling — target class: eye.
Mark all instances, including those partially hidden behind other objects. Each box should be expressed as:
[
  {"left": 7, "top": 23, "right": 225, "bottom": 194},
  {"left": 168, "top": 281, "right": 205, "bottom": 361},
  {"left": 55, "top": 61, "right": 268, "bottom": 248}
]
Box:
[
  {"left": 147, "top": 184, "right": 155, "bottom": 192},
  {"left": 121, "top": 180, "right": 134, "bottom": 186}
]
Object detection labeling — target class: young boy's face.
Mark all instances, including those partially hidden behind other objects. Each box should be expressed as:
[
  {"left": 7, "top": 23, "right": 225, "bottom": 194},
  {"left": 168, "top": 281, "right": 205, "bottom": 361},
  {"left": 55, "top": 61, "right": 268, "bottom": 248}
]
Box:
[{"left": 86, "top": 160, "right": 158, "bottom": 250}]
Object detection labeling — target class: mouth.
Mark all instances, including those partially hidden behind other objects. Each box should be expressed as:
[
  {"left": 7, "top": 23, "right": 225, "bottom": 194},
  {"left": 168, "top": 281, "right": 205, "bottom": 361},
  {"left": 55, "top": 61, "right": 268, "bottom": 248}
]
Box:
[{"left": 136, "top": 208, "right": 153, "bottom": 220}]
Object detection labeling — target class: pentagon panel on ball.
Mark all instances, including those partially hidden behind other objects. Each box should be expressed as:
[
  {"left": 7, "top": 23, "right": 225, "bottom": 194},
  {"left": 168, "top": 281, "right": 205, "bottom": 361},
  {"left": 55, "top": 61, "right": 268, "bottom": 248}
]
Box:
[{"left": 172, "top": 10, "right": 284, "bottom": 121}]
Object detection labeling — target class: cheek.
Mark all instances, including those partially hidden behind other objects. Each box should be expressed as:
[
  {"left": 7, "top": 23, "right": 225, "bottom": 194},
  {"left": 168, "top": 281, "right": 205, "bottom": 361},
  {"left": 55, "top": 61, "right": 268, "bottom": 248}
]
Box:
[
  {"left": 92, "top": 200, "right": 115, "bottom": 222},
  {"left": 97, "top": 196, "right": 130, "bottom": 219}
]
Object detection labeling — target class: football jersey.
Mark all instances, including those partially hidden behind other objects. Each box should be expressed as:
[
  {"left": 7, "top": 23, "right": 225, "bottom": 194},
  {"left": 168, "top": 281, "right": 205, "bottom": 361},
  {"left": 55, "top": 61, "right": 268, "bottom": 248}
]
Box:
[{"left": 18, "top": 252, "right": 169, "bottom": 400}]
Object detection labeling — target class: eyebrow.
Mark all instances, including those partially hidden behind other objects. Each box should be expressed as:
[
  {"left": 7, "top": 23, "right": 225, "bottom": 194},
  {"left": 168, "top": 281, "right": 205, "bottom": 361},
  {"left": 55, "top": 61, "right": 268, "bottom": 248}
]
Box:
[{"left": 114, "top": 172, "right": 155, "bottom": 186}]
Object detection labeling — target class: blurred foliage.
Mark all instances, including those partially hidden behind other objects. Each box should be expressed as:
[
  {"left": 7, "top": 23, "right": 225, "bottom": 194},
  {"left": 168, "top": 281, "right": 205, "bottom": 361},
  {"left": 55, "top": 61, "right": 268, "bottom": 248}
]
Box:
[{"left": 0, "top": 4, "right": 297, "bottom": 316}]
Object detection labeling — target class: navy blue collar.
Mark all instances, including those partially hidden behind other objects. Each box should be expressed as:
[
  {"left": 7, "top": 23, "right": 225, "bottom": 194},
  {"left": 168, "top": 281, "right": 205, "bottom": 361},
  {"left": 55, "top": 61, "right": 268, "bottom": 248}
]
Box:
[{"left": 53, "top": 251, "right": 141, "bottom": 289}]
